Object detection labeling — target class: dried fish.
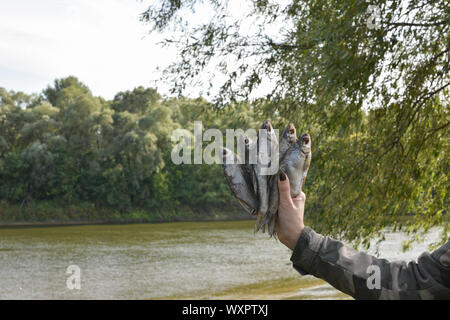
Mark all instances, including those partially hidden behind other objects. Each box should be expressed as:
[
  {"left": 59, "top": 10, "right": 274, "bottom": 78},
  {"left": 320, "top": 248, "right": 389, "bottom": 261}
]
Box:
[
  {"left": 221, "top": 147, "right": 258, "bottom": 215},
  {"left": 254, "top": 120, "right": 278, "bottom": 217},
  {"left": 265, "top": 124, "right": 299, "bottom": 236},
  {"left": 221, "top": 121, "right": 312, "bottom": 239},
  {"left": 280, "top": 133, "right": 311, "bottom": 198}
]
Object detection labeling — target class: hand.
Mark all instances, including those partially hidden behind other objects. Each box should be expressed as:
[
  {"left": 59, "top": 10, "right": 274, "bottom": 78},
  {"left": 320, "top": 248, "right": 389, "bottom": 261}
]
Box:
[{"left": 275, "top": 172, "right": 306, "bottom": 250}]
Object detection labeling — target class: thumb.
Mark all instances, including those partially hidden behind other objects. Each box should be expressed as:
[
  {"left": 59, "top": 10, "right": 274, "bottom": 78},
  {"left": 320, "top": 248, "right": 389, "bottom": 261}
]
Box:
[
  {"left": 291, "top": 191, "right": 306, "bottom": 209},
  {"left": 278, "top": 171, "right": 293, "bottom": 206}
]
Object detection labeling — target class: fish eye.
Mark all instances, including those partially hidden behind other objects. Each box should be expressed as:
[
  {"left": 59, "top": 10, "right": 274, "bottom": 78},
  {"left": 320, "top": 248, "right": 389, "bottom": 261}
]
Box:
[{"left": 303, "top": 136, "right": 310, "bottom": 144}]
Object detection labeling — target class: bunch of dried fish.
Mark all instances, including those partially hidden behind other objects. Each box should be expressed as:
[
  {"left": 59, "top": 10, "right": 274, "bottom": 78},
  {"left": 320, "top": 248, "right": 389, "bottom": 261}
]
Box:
[{"left": 221, "top": 120, "right": 312, "bottom": 238}]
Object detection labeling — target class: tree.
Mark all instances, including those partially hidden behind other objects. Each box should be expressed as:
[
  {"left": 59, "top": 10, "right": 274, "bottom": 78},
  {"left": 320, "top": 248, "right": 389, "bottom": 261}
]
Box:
[
  {"left": 20, "top": 140, "right": 56, "bottom": 201},
  {"left": 0, "top": 89, "right": 34, "bottom": 154},
  {"left": 104, "top": 87, "right": 177, "bottom": 207},
  {"left": 111, "top": 87, "right": 161, "bottom": 114},
  {"left": 141, "top": 0, "right": 449, "bottom": 247},
  {"left": 2, "top": 78, "right": 245, "bottom": 216}
]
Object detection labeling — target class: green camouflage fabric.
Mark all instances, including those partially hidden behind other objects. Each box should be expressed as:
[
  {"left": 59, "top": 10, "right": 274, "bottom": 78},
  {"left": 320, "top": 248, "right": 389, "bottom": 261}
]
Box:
[{"left": 290, "top": 227, "right": 450, "bottom": 299}]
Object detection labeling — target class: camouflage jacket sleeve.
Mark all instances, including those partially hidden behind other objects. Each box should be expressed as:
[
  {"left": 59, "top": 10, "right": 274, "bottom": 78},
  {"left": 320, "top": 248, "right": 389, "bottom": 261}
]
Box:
[{"left": 290, "top": 227, "right": 450, "bottom": 300}]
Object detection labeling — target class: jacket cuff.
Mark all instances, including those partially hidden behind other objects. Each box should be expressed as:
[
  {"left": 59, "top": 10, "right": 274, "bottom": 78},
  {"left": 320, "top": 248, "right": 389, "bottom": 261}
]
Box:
[{"left": 290, "top": 227, "right": 324, "bottom": 275}]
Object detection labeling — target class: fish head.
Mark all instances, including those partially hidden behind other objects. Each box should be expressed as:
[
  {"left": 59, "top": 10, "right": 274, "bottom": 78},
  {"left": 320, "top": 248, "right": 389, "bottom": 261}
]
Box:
[
  {"left": 238, "top": 134, "right": 249, "bottom": 149},
  {"left": 259, "top": 119, "right": 277, "bottom": 143},
  {"left": 237, "top": 134, "right": 257, "bottom": 164},
  {"left": 260, "top": 119, "right": 272, "bottom": 131},
  {"left": 298, "top": 133, "right": 311, "bottom": 154},
  {"left": 282, "top": 123, "right": 297, "bottom": 144},
  {"left": 242, "top": 134, "right": 255, "bottom": 148},
  {"left": 220, "top": 147, "right": 239, "bottom": 164}
]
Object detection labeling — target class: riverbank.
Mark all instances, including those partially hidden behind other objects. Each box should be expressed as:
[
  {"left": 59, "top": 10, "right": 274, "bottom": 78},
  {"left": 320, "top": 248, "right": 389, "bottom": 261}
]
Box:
[
  {"left": 1, "top": 201, "right": 447, "bottom": 229},
  {"left": 0, "top": 201, "right": 254, "bottom": 228},
  {"left": 2, "top": 220, "right": 443, "bottom": 299}
]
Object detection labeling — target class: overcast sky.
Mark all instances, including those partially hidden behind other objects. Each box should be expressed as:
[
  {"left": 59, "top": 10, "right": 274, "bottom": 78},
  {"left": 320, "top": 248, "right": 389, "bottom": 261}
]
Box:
[{"left": 0, "top": 0, "right": 177, "bottom": 100}]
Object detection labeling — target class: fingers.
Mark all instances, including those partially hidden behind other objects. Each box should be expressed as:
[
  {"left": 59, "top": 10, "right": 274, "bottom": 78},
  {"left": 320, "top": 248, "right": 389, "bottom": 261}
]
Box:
[
  {"left": 292, "top": 191, "right": 305, "bottom": 202},
  {"left": 278, "top": 171, "right": 293, "bottom": 207},
  {"left": 291, "top": 191, "right": 306, "bottom": 209}
]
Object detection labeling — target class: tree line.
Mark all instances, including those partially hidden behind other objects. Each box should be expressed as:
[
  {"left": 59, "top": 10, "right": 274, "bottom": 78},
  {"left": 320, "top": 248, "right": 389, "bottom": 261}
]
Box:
[
  {"left": 0, "top": 75, "right": 447, "bottom": 247},
  {"left": 0, "top": 77, "right": 253, "bottom": 213}
]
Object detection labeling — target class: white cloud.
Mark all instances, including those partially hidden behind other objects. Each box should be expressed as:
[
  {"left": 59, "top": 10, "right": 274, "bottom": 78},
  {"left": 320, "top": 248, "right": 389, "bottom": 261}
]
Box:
[{"left": 0, "top": 0, "right": 175, "bottom": 99}]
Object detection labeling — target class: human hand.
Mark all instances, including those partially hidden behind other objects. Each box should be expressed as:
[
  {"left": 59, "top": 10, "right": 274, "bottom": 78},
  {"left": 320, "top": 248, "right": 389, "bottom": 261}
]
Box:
[{"left": 275, "top": 172, "right": 306, "bottom": 250}]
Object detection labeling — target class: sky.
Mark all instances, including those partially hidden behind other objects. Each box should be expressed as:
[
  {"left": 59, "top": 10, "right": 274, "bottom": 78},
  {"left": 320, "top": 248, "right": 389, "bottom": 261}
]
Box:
[{"left": 0, "top": 0, "right": 176, "bottom": 100}]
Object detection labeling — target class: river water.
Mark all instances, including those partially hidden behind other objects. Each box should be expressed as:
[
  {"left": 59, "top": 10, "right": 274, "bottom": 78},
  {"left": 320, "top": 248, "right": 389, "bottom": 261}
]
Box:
[{"left": 0, "top": 220, "right": 444, "bottom": 299}]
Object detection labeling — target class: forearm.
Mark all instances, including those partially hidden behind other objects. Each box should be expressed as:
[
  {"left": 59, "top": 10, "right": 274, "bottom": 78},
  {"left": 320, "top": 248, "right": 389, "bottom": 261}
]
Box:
[{"left": 290, "top": 227, "right": 450, "bottom": 300}]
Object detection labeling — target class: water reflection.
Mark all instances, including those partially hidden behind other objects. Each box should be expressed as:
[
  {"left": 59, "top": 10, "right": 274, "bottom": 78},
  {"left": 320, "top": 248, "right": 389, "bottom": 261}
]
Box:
[{"left": 0, "top": 220, "right": 443, "bottom": 299}]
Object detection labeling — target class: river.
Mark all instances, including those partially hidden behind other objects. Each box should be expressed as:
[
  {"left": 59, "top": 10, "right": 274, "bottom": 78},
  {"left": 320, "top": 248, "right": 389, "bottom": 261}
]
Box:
[{"left": 0, "top": 220, "right": 444, "bottom": 299}]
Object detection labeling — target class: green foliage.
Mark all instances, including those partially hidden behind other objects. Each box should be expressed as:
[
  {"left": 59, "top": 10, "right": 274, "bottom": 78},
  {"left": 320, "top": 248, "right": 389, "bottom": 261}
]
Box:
[
  {"left": 1, "top": 37, "right": 448, "bottom": 249},
  {"left": 139, "top": 0, "right": 449, "bottom": 247},
  {"left": 0, "top": 77, "right": 246, "bottom": 222}
]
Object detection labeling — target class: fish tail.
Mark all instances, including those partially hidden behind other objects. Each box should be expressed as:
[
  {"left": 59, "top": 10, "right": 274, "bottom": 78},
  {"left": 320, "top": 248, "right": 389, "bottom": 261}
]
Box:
[
  {"left": 254, "top": 212, "right": 269, "bottom": 234},
  {"left": 254, "top": 212, "right": 264, "bottom": 233},
  {"left": 268, "top": 214, "right": 278, "bottom": 239},
  {"left": 267, "top": 214, "right": 274, "bottom": 237},
  {"left": 258, "top": 212, "right": 274, "bottom": 234},
  {"left": 263, "top": 214, "right": 270, "bottom": 236}
]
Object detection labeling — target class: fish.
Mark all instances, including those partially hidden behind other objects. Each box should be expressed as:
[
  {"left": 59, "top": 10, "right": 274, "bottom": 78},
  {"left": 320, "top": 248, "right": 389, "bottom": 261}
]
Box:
[
  {"left": 237, "top": 133, "right": 257, "bottom": 165},
  {"left": 279, "top": 133, "right": 311, "bottom": 198},
  {"left": 263, "top": 124, "right": 298, "bottom": 236},
  {"left": 301, "top": 134, "right": 312, "bottom": 190},
  {"left": 278, "top": 123, "right": 297, "bottom": 157},
  {"left": 220, "top": 122, "right": 312, "bottom": 239},
  {"left": 254, "top": 120, "right": 279, "bottom": 232},
  {"left": 221, "top": 147, "right": 259, "bottom": 215},
  {"left": 238, "top": 134, "right": 259, "bottom": 201}
]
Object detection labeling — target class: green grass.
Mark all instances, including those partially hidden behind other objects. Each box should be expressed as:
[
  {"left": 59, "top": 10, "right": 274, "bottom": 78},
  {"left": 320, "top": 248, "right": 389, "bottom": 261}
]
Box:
[
  {"left": 0, "top": 201, "right": 252, "bottom": 226},
  {"left": 152, "top": 276, "right": 351, "bottom": 300}
]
